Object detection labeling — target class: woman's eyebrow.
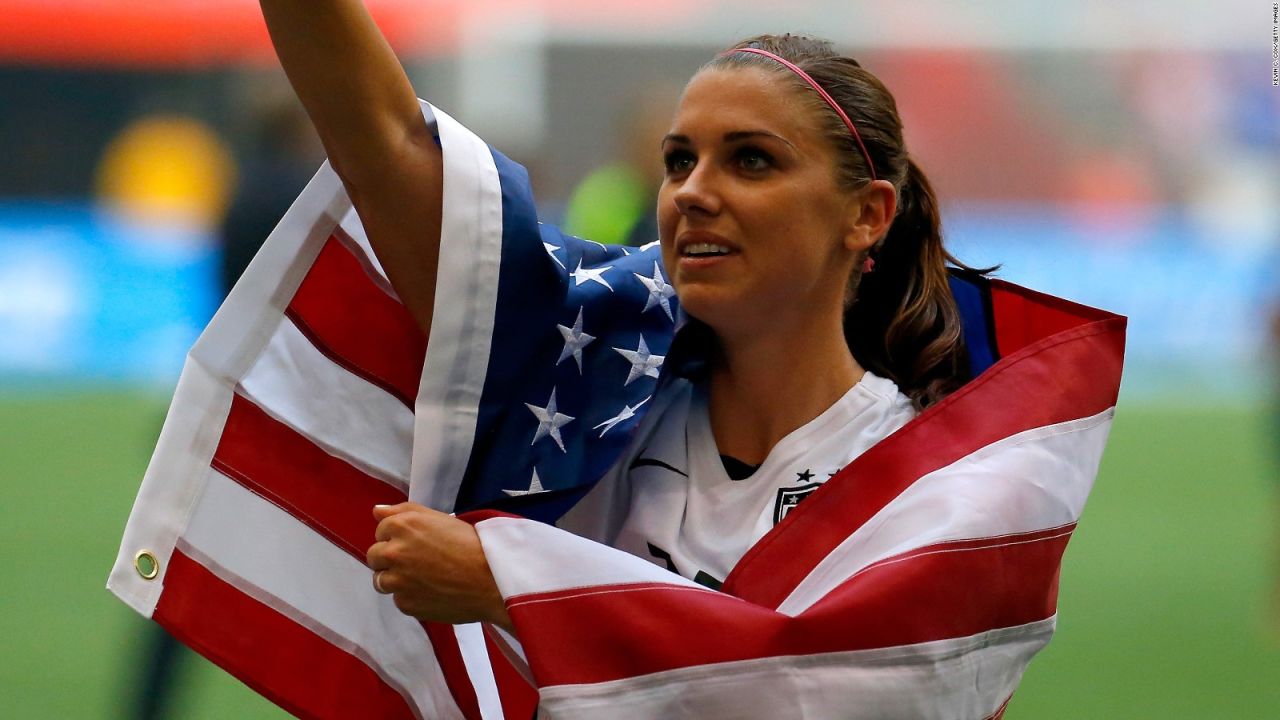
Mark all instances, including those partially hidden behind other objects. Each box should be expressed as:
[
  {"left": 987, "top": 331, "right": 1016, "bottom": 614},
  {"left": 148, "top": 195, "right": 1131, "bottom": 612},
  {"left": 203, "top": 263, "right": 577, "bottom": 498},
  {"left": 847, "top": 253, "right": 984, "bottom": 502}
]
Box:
[
  {"left": 661, "top": 130, "right": 796, "bottom": 148},
  {"left": 723, "top": 130, "right": 795, "bottom": 148}
]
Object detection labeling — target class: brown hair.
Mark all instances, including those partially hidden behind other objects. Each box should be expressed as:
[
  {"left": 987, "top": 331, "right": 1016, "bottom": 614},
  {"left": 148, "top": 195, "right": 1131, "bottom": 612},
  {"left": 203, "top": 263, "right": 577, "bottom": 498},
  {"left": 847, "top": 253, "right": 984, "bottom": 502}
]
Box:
[{"left": 706, "top": 34, "right": 991, "bottom": 408}]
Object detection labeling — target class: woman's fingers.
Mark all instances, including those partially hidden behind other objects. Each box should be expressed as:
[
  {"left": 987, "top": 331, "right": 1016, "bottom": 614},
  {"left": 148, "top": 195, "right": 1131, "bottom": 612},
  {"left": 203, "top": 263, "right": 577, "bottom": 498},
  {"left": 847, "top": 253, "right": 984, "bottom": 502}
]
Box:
[
  {"left": 361, "top": 509, "right": 505, "bottom": 625},
  {"left": 374, "top": 516, "right": 395, "bottom": 542},
  {"left": 367, "top": 504, "right": 434, "bottom": 586},
  {"left": 372, "top": 502, "right": 420, "bottom": 521},
  {"left": 367, "top": 534, "right": 398, "bottom": 596},
  {"left": 366, "top": 539, "right": 392, "bottom": 570},
  {"left": 369, "top": 505, "right": 428, "bottom": 572}
]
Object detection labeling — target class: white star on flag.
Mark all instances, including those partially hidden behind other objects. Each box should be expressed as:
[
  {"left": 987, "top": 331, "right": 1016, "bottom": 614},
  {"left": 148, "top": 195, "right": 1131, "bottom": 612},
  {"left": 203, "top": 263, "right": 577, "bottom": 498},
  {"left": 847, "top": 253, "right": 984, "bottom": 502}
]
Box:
[
  {"left": 556, "top": 307, "right": 596, "bottom": 373},
  {"left": 614, "top": 335, "right": 665, "bottom": 386},
  {"left": 633, "top": 261, "right": 675, "bottom": 321},
  {"left": 639, "top": 240, "right": 660, "bottom": 252},
  {"left": 526, "top": 388, "right": 575, "bottom": 452},
  {"left": 542, "top": 241, "right": 566, "bottom": 269},
  {"left": 593, "top": 396, "right": 651, "bottom": 437},
  {"left": 571, "top": 260, "right": 613, "bottom": 290},
  {"left": 503, "top": 468, "right": 548, "bottom": 496}
]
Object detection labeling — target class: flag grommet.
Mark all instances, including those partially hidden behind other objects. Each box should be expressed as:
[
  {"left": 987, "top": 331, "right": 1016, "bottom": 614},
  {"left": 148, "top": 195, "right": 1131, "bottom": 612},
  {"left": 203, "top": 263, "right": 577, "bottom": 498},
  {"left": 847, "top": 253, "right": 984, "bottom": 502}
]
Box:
[{"left": 134, "top": 550, "right": 160, "bottom": 580}]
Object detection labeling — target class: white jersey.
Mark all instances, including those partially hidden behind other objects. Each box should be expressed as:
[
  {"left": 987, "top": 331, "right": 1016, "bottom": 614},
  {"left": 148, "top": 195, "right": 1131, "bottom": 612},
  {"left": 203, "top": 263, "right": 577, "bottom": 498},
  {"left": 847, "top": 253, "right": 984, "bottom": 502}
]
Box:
[{"left": 589, "top": 370, "right": 917, "bottom": 589}]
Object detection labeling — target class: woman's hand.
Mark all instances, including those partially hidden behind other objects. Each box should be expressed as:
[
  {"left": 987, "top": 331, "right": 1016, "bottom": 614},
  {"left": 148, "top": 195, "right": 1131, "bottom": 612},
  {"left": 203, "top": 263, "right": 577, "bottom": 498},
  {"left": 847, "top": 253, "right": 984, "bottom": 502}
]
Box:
[{"left": 366, "top": 503, "right": 513, "bottom": 633}]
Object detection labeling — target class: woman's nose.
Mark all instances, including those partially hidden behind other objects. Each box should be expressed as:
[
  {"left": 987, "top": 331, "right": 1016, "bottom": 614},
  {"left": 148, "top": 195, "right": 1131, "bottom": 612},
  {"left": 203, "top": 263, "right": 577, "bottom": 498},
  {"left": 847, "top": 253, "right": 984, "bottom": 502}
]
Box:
[{"left": 672, "top": 165, "right": 721, "bottom": 217}]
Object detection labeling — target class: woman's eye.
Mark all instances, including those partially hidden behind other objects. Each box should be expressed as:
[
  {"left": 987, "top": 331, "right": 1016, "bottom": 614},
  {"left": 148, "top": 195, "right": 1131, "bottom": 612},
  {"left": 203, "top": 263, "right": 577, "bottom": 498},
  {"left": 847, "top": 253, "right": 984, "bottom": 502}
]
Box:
[
  {"left": 735, "top": 148, "right": 773, "bottom": 172},
  {"left": 663, "top": 150, "right": 695, "bottom": 174}
]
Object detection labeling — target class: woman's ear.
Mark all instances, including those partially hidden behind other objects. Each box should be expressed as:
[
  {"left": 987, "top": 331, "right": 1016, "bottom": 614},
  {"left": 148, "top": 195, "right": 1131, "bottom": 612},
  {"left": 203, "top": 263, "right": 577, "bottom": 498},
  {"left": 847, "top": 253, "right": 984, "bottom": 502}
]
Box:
[{"left": 843, "top": 180, "right": 897, "bottom": 253}]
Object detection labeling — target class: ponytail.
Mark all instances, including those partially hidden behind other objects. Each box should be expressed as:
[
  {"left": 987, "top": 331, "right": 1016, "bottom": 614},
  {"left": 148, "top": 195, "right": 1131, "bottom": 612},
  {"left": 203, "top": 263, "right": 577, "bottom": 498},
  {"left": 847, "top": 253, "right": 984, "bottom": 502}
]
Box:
[{"left": 845, "top": 157, "right": 981, "bottom": 408}]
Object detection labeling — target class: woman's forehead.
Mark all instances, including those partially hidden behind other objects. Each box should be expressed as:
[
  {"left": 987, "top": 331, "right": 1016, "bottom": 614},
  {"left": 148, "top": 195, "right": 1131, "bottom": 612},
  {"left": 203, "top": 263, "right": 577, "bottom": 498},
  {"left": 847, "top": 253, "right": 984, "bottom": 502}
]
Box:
[{"left": 670, "top": 66, "right": 822, "bottom": 141}]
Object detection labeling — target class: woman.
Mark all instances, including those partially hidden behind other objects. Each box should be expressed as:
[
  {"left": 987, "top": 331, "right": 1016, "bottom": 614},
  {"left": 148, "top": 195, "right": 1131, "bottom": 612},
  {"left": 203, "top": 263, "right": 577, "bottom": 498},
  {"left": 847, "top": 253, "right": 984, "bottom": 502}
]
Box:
[
  {"left": 238, "top": 2, "right": 1122, "bottom": 716},
  {"left": 366, "top": 37, "right": 967, "bottom": 618}
]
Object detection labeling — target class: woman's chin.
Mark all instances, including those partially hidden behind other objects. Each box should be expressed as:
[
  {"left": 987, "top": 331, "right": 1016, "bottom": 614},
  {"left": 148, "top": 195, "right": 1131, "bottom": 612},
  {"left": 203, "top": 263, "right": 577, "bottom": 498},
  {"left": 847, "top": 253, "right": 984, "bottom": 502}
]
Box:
[{"left": 675, "top": 287, "right": 750, "bottom": 334}]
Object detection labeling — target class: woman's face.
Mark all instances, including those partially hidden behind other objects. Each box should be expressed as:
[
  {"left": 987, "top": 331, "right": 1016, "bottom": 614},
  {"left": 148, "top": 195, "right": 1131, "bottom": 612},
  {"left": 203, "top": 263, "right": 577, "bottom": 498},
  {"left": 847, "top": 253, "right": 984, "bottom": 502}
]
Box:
[{"left": 658, "top": 66, "right": 864, "bottom": 337}]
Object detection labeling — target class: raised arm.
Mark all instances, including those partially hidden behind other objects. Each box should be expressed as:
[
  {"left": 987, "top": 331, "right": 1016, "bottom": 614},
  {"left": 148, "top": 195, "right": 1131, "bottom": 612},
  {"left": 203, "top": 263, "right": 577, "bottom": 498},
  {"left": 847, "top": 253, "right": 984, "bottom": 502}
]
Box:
[{"left": 260, "top": 0, "right": 442, "bottom": 334}]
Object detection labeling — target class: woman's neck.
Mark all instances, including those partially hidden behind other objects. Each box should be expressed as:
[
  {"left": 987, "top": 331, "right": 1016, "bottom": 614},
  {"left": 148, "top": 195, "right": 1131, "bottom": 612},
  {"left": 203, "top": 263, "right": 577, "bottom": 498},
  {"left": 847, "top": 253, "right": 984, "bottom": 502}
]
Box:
[{"left": 706, "top": 310, "right": 863, "bottom": 465}]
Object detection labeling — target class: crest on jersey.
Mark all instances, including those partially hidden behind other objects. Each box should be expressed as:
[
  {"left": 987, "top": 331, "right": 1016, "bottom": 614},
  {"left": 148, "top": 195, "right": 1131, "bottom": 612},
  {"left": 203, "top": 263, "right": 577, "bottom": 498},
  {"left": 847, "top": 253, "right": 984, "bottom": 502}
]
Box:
[{"left": 773, "top": 482, "right": 823, "bottom": 525}]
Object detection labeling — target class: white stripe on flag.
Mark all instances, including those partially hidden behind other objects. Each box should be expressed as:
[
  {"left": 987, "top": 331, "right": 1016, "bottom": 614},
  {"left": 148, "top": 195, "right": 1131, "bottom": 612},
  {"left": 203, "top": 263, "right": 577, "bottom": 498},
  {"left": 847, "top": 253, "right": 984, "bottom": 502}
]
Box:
[
  {"left": 337, "top": 206, "right": 395, "bottom": 292},
  {"left": 778, "top": 408, "right": 1113, "bottom": 615},
  {"left": 477, "top": 516, "right": 707, "bottom": 599},
  {"left": 411, "top": 103, "right": 505, "bottom": 512},
  {"left": 454, "top": 623, "right": 505, "bottom": 720},
  {"left": 238, "top": 316, "right": 413, "bottom": 489},
  {"left": 183, "top": 468, "right": 463, "bottom": 720},
  {"left": 195, "top": 162, "right": 348, "bottom": 382},
  {"left": 537, "top": 618, "right": 1054, "bottom": 720}
]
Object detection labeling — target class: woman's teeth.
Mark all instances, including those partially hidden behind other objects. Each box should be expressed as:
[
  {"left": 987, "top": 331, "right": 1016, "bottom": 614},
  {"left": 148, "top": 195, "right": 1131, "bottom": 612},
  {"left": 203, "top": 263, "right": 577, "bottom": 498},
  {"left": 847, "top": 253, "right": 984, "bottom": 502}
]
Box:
[{"left": 683, "top": 243, "right": 731, "bottom": 257}]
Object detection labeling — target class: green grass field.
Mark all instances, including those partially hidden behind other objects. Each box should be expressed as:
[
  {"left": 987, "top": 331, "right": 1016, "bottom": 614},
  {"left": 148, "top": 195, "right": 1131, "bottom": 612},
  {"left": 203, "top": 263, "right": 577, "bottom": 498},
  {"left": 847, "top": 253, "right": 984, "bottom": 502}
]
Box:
[{"left": 2, "top": 391, "right": 1278, "bottom": 718}]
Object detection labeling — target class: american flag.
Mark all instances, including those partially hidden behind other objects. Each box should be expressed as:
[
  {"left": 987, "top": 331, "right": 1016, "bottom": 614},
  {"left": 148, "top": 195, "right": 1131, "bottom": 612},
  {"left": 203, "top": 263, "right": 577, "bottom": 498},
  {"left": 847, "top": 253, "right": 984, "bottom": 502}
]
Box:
[{"left": 109, "top": 103, "right": 1126, "bottom": 719}]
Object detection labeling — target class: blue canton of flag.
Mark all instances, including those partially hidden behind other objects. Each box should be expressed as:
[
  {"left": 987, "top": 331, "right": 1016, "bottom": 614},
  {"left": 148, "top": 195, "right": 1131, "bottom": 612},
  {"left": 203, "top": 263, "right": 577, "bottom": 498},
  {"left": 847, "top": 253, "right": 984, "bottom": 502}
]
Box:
[{"left": 450, "top": 146, "right": 680, "bottom": 518}]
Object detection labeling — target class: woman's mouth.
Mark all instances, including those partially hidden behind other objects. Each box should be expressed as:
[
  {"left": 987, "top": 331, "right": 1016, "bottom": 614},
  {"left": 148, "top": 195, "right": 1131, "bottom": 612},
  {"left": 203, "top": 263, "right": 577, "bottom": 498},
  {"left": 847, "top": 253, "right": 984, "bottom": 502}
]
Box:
[
  {"left": 681, "top": 242, "right": 734, "bottom": 258},
  {"left": 675, "top": 233, "right": 740, "bottom": 269}
]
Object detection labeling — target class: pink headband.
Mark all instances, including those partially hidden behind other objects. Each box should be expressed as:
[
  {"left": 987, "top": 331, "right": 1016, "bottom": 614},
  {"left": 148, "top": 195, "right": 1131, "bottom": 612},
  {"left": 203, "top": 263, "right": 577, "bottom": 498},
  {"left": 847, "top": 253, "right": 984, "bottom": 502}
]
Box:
[{"left": 721, "top": 47, "right": 878, "bottom": 182}]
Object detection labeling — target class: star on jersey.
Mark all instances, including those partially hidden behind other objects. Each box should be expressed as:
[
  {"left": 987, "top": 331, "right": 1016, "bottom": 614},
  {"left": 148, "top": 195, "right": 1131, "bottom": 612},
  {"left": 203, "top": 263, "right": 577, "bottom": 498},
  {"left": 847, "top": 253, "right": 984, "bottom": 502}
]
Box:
[
  {"left": 614, "top": 335, "right": 665, "bottom": 386},
  {"left": 503, "top": 468, "right": 548, "bottom": 496},
  {"left": 593, "top": 396, "right": 651, "bottom": 437},
  {"left": 634, "top": 261, "right": 675, "bottom": 321},
  {"left": 796, "top": 469, "right": 815, "bottom": 482},
  {"left": 526, "top": 388, "right": 575, "bottom": 452},
  {"left": 556, "top": 307, "right": 596, "bottom": 373},
  {"left": 542, "top": 241, "right": 566, "bottom": 270},
  {"left": 571, "top": 260, "right": 613, "bottom": 290}
]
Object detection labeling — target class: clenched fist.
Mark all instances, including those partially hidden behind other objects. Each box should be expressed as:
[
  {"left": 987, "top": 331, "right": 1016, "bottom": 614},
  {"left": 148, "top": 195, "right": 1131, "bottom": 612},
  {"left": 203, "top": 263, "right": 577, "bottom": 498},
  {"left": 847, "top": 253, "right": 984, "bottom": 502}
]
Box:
[{"left": 365, "top": 503, "right": 513, "bottom": 632}]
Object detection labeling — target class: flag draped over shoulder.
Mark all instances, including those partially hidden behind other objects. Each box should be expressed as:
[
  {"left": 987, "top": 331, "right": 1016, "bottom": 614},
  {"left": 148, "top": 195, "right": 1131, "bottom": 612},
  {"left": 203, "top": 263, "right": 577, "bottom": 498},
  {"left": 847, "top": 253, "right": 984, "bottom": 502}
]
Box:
[{"left": 109, "top": 102, "right": 1126, "bottom": 720}]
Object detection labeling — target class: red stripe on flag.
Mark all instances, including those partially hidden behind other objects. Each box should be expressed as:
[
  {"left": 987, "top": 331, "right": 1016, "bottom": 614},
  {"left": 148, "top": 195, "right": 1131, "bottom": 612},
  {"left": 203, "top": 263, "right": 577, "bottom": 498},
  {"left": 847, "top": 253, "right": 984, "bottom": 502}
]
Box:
[
  {"left": 725, "top": 314, "right": 1124, "bottom": 608},
  {"left": 212, "top": 397, "right": 489, "bottom": 718},
  {"left": 802, "top": 523, "right": 1072, "bottom": 642},
  {"left": 155, "top": 549, "right": 416, "bottom": 719},
  {"left": 286, "top": 235, "right": 426, "bottom": 408},
  {"left": 422, "top": 623, "right": 484, "bottom": 720},
  {"left": 988, "top": 280, "right": 1109, "bottom": 358},
  {"left": 487, "top": 632, "right": 540, "bottom": 719},
  {"left": 507, "top": 526, "right": 1071, "bottom": 686},
  {"left": 212, "top": 393, "right": 406, "bottom": 560}
]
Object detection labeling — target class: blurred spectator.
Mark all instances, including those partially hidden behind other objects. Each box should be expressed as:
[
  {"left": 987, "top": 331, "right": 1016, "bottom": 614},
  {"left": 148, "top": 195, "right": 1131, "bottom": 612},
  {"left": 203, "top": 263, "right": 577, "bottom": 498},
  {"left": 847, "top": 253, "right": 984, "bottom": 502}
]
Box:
[
  {"left": 221, "top": 88, "right": 325, "bottom": 288},
  {"left": 561, "top": 84, "right": 677, "bottom": 247}
]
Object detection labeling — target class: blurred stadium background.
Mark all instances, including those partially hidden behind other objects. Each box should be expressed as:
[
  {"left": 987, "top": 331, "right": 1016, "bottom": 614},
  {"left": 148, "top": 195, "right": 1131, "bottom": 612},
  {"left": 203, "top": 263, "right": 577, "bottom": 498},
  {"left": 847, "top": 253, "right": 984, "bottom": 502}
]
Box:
[{"left": 1, "top": 0, "right": 1277, "bottom": 717}]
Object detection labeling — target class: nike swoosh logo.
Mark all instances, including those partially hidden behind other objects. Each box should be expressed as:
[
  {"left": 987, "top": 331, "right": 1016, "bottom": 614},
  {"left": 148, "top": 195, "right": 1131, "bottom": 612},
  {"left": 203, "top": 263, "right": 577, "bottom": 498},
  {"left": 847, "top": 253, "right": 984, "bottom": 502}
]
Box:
[{"left": 629, "top": 457, "right": 688, "bottom": 477}]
